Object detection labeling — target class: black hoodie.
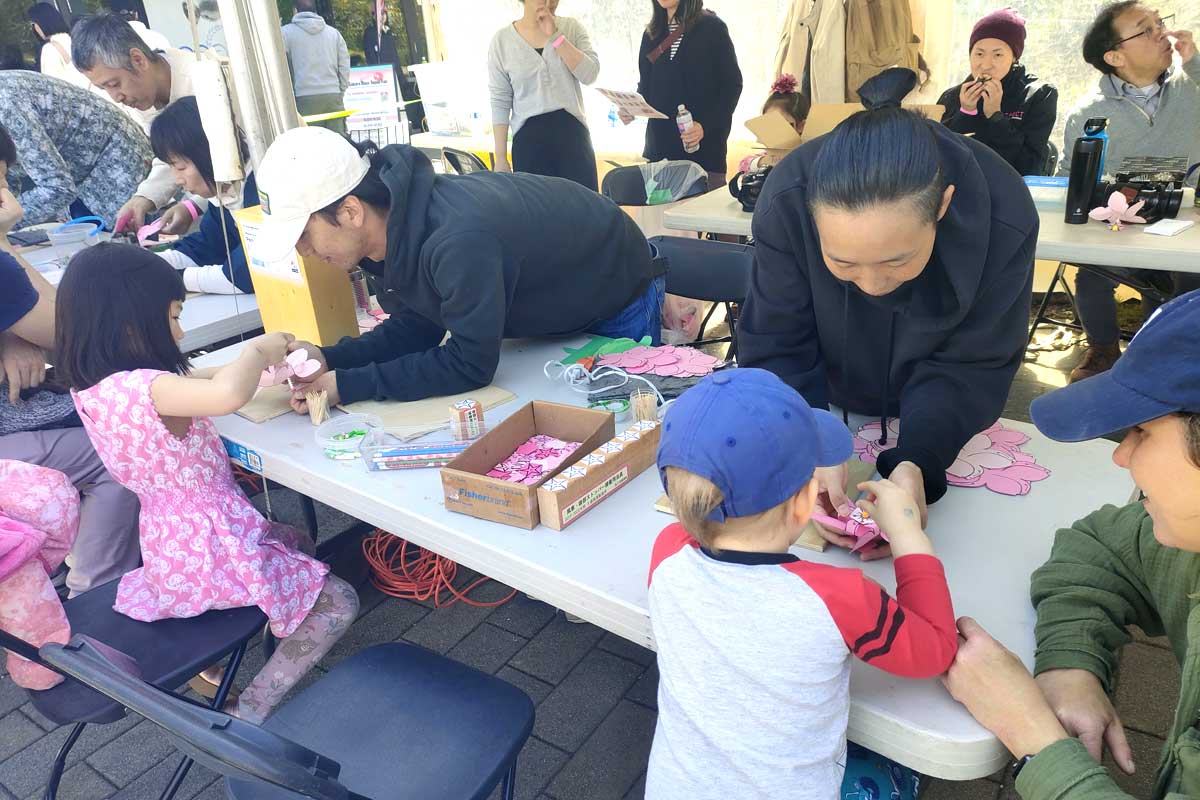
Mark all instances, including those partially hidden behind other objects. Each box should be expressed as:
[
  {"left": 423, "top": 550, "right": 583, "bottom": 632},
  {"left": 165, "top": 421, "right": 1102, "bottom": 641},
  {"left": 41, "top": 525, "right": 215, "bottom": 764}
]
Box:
[
  {"left": 737, "top": 121, "right": 1038, "bottom": 503},
  {"left": 322, "top": 145, "right": 658, "bottom": 404},
  {"left": 937, "top": 65, "right": 1058, "bottom": 177}
]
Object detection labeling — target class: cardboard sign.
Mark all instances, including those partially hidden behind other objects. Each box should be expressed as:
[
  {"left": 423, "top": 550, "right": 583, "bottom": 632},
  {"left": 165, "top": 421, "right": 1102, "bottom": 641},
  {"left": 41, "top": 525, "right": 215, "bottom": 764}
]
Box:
[
  {"left": 344, "top": 64, "right": 400, "bottom": 132},
  {"left": 537, "top": 420, "right": 661, "bottom": 531}
]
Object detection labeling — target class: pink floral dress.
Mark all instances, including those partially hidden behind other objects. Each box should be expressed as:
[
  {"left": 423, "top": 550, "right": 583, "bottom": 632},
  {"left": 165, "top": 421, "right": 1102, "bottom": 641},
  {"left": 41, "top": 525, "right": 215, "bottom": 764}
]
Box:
[{"left": 72, "top": 370, "right": 328, "bottom": 637}]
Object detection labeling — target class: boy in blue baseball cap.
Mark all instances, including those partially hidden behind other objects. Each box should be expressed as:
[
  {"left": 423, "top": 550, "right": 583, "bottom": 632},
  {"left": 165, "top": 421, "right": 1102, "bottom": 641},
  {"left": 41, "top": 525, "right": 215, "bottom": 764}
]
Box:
[
  {"left": 646, "top": 368, "right": 958, "bottom": 800},
  {"left": 943, "top": 289, "right": 1200, "bottom": 799}
]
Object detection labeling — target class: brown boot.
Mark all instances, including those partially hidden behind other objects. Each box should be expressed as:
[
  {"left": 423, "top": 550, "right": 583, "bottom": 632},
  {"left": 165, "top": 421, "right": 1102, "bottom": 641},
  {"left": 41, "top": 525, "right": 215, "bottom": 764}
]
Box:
[{"left": 1069, "top": 343, "right": 1121, "bottom": 383}]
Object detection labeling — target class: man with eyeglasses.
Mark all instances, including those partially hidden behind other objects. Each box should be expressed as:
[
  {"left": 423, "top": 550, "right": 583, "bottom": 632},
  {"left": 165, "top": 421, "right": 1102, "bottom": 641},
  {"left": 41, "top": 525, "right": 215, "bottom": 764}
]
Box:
[{"left": 1058, "top": 2, "right": 1200, "bottom": 385}]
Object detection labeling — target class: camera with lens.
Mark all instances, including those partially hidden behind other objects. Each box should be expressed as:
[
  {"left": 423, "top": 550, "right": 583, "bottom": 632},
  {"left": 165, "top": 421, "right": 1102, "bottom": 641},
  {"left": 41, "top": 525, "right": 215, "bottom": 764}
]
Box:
[{"left": 1093, "top": 176, "right": 1185, "bottom": 224}]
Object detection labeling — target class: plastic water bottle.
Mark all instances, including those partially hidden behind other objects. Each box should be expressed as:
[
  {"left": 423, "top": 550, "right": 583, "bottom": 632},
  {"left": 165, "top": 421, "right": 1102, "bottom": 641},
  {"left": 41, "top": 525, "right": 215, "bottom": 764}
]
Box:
[
  {"left": 677, "top": 104, "right": 699, "bottom": 154},
  {"left": 608, "top": 104, "right": 618, "bottom": 128}
]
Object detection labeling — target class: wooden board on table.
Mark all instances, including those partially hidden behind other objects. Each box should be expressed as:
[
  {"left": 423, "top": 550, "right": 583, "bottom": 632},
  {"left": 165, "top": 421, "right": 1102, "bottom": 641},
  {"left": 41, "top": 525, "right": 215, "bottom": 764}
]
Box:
[
  {"left": 339, "top": 385, "right": 516, "bottom": 436},
  {"left": 237, "top": 384, "right": 292, "bottom": 423},
  {"left": 653, "top": 460, "right": 879, "bottom": 553}
]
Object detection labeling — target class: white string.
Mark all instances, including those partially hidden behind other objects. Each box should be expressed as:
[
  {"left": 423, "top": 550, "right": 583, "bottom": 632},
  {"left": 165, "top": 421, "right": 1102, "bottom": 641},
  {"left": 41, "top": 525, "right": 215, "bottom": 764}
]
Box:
[{"left": 543, "top": 359, "right": 668, "bottom": 408}]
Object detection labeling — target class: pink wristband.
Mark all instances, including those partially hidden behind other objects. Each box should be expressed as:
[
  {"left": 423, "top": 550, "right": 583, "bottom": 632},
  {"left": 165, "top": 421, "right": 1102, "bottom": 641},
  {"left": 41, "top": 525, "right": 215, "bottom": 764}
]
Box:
[
  {"left": 182, "top": 199, "right": 200, "bottom": 222},
  {"left": 959, "top": 107, "right": 979, "bottom": 116},
  {"left": 551, "top": 34, "right": 566, "bottom": 49}
]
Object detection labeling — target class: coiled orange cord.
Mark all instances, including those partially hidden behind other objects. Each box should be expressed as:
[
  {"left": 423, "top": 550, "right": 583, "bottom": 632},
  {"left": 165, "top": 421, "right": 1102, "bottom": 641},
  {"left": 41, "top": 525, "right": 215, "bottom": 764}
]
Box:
[{"left": 361, "top": 529, "right": 516, "bottom": 608}]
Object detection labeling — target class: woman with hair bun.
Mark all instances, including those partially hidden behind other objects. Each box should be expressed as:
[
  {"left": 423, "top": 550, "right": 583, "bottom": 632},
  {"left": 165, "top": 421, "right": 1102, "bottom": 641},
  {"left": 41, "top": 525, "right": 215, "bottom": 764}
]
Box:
[{"left": 739, "top": 68, "right": 1039, "bottom": 543}]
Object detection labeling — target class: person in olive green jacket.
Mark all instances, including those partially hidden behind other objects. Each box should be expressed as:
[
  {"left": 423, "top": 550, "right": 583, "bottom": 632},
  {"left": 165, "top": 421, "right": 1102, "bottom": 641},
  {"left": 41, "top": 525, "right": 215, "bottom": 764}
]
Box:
[{"left": 942, "top": 288, "right": 1200, "bottom": 800}]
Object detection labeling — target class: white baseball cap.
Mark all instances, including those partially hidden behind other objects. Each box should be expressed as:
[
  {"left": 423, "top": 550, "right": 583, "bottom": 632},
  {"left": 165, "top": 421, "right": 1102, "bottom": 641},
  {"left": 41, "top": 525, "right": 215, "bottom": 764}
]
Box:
[{"left": 252, "top": 126, "right": 371, "bottom": 262}]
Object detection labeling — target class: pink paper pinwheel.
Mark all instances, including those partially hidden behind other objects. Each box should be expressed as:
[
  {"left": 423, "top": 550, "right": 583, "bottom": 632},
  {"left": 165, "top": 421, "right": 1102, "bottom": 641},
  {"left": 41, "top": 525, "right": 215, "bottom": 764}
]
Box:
[
  {"left": 1089, "top": 191, "right": 1147, "bottom": 231},
  {"left": 853, "top": 420, "right": 1051, "bottom": 496},
  {"left": 596, "top": 345, "right": 723, "bottom": 378},
  {"left": 813, "top": 507, "right": 887, "bottom": 552},
  {"left": 259, "top": 349, "right": 323, "bottom": 387}
]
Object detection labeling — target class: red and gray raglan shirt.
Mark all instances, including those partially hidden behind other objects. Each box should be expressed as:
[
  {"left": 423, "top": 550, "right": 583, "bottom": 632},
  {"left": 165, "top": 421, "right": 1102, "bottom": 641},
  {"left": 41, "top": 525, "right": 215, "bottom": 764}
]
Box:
[{"left": 645, "top": 523, "right": 958, "bottom": 800}]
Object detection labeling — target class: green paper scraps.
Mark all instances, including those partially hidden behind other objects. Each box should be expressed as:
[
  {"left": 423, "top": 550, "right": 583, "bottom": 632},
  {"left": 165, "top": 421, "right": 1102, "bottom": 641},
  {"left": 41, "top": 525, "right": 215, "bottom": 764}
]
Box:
[{"left": 560, "top": 335, "right": 652, "bottom": 365}]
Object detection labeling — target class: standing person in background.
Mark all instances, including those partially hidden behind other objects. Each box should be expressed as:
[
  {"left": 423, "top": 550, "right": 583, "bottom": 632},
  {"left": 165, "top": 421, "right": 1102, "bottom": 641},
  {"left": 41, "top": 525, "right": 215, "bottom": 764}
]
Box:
[
  {"left": 27, "top": 3, "right": 91, "bottom": 91},
  {"left": 108, "top": 0, "right": 172, "bottom": 52},
  {"left": 488, "top": 0, "right": 600, "bottom": 190},
  {"left": 281, "top": 0, "right": 351, "bottom": 135},
  {"left": 623, "top": 0, "right": 742, "bottom": 189},
  {"left": 363, "top": 3, "right": 401, "bottom": 68},
  {"left": 937, "top": 8, "right": 1058, "bottom": 176}
]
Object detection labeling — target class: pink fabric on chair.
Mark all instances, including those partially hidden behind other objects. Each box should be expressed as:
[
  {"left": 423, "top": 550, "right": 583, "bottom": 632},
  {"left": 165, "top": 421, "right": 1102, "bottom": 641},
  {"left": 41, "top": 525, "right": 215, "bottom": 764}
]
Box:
[
  {"left": 0, "top": 460, "right": 80, "bottom": 575},
  {"left": 0, "top": 460, "right": 81, "bottom": 689}
]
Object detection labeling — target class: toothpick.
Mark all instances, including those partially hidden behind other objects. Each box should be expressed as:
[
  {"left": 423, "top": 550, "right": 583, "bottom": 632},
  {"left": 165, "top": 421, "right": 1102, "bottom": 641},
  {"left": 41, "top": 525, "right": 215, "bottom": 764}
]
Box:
[{"left": 306, "top": 389, "right": 330, "bottom": 426}]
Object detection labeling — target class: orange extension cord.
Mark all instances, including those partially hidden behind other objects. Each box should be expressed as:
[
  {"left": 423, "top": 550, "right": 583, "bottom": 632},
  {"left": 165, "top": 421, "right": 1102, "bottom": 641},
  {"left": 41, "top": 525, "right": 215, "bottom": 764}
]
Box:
[{"left": 361, "top": 529, "right": 516, "bottom": 608}]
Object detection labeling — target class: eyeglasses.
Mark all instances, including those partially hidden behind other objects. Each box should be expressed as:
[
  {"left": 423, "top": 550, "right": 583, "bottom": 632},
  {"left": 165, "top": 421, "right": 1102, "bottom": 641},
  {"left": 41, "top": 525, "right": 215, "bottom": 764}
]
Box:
[{"left": 1113, "top": 12, "right": 1174, "bottom": 47}]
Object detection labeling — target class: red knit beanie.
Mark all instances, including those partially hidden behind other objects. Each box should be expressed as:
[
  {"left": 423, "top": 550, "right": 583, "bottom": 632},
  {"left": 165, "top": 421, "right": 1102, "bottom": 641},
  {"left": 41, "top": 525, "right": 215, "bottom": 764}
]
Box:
[{"left": 970, "top": 7, "right": 1026, "bottom": 61}]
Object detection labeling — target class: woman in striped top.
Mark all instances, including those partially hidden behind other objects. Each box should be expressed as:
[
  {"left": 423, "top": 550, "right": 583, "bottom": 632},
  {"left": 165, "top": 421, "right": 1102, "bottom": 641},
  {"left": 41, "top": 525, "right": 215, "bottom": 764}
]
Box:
[{"left": 630, "top": 0, "right": 742, "bottom": 189}]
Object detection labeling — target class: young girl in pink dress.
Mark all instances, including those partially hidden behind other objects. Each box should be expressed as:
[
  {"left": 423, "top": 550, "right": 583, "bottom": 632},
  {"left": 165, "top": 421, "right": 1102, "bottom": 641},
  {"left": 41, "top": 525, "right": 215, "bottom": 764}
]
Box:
[{"left": 55, "top": 243, "right": 359, "bottom": 722}]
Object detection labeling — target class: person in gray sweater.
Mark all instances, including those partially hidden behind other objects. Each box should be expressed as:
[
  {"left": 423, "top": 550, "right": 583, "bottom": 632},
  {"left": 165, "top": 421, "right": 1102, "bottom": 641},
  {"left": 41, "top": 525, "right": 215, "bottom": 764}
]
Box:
[
  {"left": 1057, "top": 2, "right": 1200, "bottom": 383},
  {"left": 281, "top": 0, "right": 351, "bottom": 135},
  {"left": 488, "top": 0, "right": 600, "bottom": 190}
]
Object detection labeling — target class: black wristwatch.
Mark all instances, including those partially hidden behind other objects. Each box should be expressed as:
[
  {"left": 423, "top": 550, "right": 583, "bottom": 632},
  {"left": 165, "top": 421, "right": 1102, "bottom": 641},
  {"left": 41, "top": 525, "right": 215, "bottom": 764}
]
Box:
[{"left": 1011, "top": 753, "right": 1035, "bottom": 779}]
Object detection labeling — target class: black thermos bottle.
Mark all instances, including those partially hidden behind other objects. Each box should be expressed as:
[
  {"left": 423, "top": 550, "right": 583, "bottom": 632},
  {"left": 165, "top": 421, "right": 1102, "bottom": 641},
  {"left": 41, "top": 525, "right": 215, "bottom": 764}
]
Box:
[{"left": 1065, "top": 117, "right": 1109, "bottom": 224}]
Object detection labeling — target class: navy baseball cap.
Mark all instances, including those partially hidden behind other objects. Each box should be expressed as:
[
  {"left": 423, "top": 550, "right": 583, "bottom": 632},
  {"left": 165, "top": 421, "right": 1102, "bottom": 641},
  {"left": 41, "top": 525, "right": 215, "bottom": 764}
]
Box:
[
  {"left": 657, "top": 368, "right": 853, "bottom": 521},
  {"left": 1032, "top": 289, "right": 1200, "bottom": 442}
]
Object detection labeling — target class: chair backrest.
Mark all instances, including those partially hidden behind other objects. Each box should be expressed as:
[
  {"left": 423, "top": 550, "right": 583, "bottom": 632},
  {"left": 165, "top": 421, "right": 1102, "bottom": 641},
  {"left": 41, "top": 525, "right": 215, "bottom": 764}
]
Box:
[
  {"left": 602, "top": 162, "right": 708, "bottom": 207},
  {"left": 649, "top": 235, "right": 753, "bottom": 303},
  {"left": 601, "top": 165, "right": 649, "bottom": 206},
  {"left": 1044, "top": 140, "right": 1059, "bottom": 177},
  {"left": 39, "top": 635, "right": 367, "bottom": 800},
  {"left": 442, "top": 148, "right": 489, "bottom": 175}
]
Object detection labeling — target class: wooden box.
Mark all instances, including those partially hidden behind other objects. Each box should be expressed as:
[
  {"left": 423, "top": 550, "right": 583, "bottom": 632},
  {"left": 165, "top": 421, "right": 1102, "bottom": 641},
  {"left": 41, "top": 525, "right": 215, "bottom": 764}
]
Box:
[
  {"left": 537, "top": 420, "right": 662, "bottom": 531},
  {"left": 441, "top": 401, "right": 614, "bottom": 529},
  {"left": 234, "top": 205, "right": 358, "bottom": 346}
]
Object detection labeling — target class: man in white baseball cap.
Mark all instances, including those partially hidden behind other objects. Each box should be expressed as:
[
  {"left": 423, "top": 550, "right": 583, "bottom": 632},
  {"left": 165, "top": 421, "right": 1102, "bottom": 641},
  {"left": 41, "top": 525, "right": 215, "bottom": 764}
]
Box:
[{"left": 252, "top": 127, "right": 666, "bottom": 408}]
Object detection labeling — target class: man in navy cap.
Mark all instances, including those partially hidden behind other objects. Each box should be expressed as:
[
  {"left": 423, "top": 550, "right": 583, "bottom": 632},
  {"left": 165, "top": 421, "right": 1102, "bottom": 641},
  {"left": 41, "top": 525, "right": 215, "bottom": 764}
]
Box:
[
  {"left": 645, "top": 368, "right": 957, "bottom": 799},
  {"left": 943, "top": 289, "right": 1200, "bottom": 799}
]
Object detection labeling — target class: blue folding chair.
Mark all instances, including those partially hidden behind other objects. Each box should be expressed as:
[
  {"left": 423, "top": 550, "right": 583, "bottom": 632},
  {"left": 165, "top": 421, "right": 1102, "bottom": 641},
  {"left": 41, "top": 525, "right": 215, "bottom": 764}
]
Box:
[
  {"left": 1, "top": 578, "right": 266, "bottom": 800},
  {"left": 36, "top": 634, "right": 536, "bottom": 800}
]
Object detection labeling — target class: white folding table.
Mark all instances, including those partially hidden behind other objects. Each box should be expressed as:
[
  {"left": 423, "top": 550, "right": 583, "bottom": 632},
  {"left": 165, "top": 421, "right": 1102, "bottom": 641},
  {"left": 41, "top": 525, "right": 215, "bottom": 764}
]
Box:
[{"left": 195, "top": 338, "right": 1134, "bottom": 780}]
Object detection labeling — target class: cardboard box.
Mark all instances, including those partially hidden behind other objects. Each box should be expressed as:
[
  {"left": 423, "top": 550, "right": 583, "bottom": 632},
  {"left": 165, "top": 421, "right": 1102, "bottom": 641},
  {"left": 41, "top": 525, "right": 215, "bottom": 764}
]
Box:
[
  {"left": 234, "top": 205, "right": 359, "bottom": 346},
  {"left": 441, "top": 401, "right": 615, "bottom": 529},
  {"left": 537, "top": 420, "right": 662, "bottom": 531},
  {"left": 746, "top": 103, "right": 946, "bottom": 163}
]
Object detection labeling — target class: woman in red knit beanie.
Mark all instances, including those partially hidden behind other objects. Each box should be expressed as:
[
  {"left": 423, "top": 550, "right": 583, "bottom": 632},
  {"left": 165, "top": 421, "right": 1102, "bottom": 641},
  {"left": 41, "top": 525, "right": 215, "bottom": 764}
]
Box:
[{"left": 937, "top": 8, "right": 1059, "bottom": 176}]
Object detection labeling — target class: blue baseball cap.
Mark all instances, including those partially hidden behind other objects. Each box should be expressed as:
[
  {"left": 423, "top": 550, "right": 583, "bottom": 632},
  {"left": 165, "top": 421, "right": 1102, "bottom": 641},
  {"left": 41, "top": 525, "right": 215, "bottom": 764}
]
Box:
[
  {"left": 1032, "top": 289, "right": 1200, "bottom": 442},
  {"left": 657, "top": 368, "right": 853, "bottom": 521}
]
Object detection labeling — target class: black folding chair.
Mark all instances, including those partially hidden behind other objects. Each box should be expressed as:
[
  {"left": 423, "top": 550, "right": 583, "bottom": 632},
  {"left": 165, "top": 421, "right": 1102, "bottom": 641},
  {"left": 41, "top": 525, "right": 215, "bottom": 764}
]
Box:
[
  {"left": 649, "top": 235, "right": 753, "bottom": 361},
  {"left": 441, "top": 148, "right": 490, "bottom": 175},
  {"left": 37, "top": 635, "right": 535, "bottom": 800},
  {"left": 601, "top": 162, "right": 708, "bottom": 206},
  {"left": 1, "top": 579, "right": 265, "bottom": 800},
  {"left": 1027, "top": 263, "right": 1176, "bottom": 348}
]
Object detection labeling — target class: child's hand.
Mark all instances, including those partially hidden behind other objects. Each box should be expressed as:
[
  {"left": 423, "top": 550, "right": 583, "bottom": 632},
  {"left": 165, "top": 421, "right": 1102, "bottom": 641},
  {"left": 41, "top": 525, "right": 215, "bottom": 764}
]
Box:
[
  {"left": 856, "top": 478, "right": 934, "bottom": 558},
  {"left": 251, "top": 332, "right": 296, "bottom": 365}
]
